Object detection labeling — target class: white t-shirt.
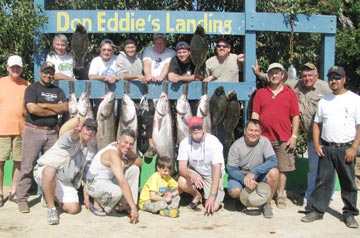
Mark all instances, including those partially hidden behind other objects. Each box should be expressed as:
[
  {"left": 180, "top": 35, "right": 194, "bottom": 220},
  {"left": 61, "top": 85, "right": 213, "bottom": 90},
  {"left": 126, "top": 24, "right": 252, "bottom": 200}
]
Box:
[
  {"left": 143, "top": 46, "right": 175, "bottom": 77},
  {"left": 177, "top": 133, "right": 225, "bottom": 176},
  {"left": 314, "top": 91, "right": 360, "bottom": 143},
  {"left": 88, "top": 55, "right": 117, "bottom": 76},
  {"left": 46, "top": 52, "right": 74, "bottom": 78}
]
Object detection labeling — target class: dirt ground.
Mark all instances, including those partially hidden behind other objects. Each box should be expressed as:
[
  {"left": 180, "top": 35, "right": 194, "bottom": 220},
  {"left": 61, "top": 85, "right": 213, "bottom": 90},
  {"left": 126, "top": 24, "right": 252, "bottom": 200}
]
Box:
[{"left": 0, "top": 186, "right": 359, "bottom": 238}]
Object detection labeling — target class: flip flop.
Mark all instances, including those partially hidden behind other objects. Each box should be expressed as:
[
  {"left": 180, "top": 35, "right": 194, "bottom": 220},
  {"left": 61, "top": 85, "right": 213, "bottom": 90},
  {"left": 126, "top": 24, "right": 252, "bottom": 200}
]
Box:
[{"left": 89, "top": 203, "right": 106, "bottom": 216}]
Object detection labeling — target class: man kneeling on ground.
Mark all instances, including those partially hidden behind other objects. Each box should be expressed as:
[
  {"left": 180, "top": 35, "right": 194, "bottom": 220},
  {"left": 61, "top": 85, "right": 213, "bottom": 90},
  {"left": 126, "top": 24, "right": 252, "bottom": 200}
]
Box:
[
  {"left": 34, "top": 118, "right": 97, "bottom": 225},
  {"left": 227, "top": 119, "right": 279, "bottom": 218}
]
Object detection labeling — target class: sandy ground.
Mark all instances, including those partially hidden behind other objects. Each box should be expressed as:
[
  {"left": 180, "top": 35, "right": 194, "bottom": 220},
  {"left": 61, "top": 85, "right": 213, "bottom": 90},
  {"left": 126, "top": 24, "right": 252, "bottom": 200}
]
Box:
[{"left": 0, "top": 186, "right": 359, "bottom": 238}]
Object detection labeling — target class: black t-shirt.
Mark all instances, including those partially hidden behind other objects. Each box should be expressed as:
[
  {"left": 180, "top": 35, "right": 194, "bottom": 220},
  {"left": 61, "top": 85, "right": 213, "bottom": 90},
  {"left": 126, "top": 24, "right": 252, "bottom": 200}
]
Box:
[
  {"left": 25, "top": 81, "right": 66, "bottom": 127},
  {"left": 168, "top": 56, "right": 196, "bottom": 76}
]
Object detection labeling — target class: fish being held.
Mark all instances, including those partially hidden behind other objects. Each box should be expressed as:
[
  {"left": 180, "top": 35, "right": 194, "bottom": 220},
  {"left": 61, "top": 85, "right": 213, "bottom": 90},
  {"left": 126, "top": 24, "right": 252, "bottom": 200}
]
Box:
[
  {"left": 71, "top": 23, "right": 89, "bottom": 69},
  {"left": 176, "top": 94, "right": 192, "bottom": 144},
  {"left": 117, "top": 94, "right": 138, "bottom": 153},
  {"left": 153, "top": 92, "right": 175, "bottom": 160},
  {"left": 96, "top": 92, "right": 116, "bottom": 150},
  {"left": 190, "top": 25, "right": 208, "bottom": 78}
]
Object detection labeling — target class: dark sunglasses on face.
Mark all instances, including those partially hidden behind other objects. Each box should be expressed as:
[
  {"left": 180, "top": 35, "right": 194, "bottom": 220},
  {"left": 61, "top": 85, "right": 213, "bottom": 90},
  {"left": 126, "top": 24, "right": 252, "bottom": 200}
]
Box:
[
  {"left": 42, "top": 70, "right": 55, "bottom": 76},
  {"left": 190, "top": 125, "right": 203, "bottom": 131},
  {"left": 216, "top": 44, "right": 229, "bottom": 49},
  {"left": 328, "top": 75, "right": 343, "bottom": 81},
  {"left": 85, "top": 126, "right": 97, "bottom": 133}
]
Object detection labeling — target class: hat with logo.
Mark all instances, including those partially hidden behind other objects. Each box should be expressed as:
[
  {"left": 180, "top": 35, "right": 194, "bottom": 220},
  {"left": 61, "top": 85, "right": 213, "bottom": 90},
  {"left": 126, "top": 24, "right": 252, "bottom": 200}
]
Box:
[
  {"left": 267, "top": 63, "right": 285, "bottom": 72},
  {"left": 153, "top": 33, "right": 166, "bottom": 40},
  {"left": 84, "top": 118, "right": 98, "bottom": 132},
  {"left": 100, "top": 39, "right": 116, "bottom": 48},
  {"left": 326, "top": 66, "right": 345, "bottom": 77},
  {"left": 40, "top": 61, "right": 55, "bottom": 71},
  {"left": 300, "top": 62, "right": 317, "bottom": 71},
  {"left": 187, "top": 116, "right": 203, "bottom": 128},
  {"left": 240, "top": 182, "right": 271, "bottom": 207},
  {"left": 175, "top": 41, "right": 190, "bottom": 51},
  {"left": 7, "top": 55, "right": 23, "bottom": 67}
]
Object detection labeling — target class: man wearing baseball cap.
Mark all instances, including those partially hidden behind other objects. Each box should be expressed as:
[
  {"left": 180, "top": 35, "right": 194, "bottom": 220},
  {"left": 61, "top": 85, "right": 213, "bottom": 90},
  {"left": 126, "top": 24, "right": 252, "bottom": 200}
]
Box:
[
  {"left": 302, "top": 66, "right": 360, "bottom": 228},
  {"left": 0, "top": 55, "right": 31, "bottom": 207},
  {"left": 34, "top": 118, "right": 97, "bottom": 225},
  {"left": 252, "top": 62, "right": 300, "bottom": 209},
  {"left": 286, "top": 62, "right": 331, "bottom": 212},
  {"left": 177, "top": 116, "right": 225, "bottom": 215},
  {"left": 16, "top": 61, "right": 68, "bottom": 213}
]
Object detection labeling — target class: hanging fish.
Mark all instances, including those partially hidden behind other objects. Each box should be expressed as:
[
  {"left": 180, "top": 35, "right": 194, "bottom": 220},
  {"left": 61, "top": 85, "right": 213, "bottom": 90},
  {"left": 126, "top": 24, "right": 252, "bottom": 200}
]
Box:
[
  {"left": 223, "top": 90, "right": 241, "bottom": 144},
  {"left": 210, "top": 86, "right": 227, "bottom": 135},
  {"left": 287, "top": 64, "right": 297, "bottom": 80}
]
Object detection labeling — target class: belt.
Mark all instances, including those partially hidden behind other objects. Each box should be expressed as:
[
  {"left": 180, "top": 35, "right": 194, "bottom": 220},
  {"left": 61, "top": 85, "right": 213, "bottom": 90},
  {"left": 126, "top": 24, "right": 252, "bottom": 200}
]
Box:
[
  {"left": 321, "top": 139, "right": 354, "bottom": 148},
  {"left": 25, "top": 122, "right": 56, "bottom": 131}
]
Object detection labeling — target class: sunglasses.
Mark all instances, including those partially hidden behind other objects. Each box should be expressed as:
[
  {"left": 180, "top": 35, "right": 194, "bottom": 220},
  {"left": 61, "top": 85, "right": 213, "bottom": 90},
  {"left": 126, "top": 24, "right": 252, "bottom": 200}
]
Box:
[
  {"left": 101, "top": 48, "right": 113, "bottom": 52},
  {"left": 216, "top": 44, "right": 229, "bottom": 49},
  {"left": 85, "top": 126, "right": 97, "bottom": 133},
  {"left": 42, "top": 70, "right": 55, "bottom": 76},
  {"left": 190, "top": 125, "right": 203, "bottom": 131},
  {"left": 328, "top": 75, "right": 343, "bottom": 81}
]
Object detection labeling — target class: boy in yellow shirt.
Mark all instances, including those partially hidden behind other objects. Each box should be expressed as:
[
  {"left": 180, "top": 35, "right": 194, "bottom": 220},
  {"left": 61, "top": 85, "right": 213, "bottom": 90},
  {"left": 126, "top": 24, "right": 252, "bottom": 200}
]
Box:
[{"left": 139, "top": 156, "right": 180, "bottom": 217}]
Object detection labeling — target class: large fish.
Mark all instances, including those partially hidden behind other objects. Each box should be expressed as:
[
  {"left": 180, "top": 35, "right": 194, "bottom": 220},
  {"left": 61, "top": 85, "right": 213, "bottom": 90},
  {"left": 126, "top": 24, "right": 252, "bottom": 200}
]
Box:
[
  {"left": 77, "top": 91, "right": 94, "bottom": 119},
  {"left": 71, "top": 23, "right": 89, "bottom": 69},
  {"left": 190, "top": 25, "right": 208, "bottom": 77},
  {"left": 68, "top": 92, "right": 78, "bottom": 118},
  {"left": 196, "top": 94, "right": 211, "bottom": 134},
  {"left": 153, "top": 92, "right": 174, "bottom": 159},
  {"left": 176, "top": 94, "right": 192, "bottom": 144},
  {"left": 117, "top": 94, "right": 138, "bottom": 153},
  {"left": 96, "top": 92, "right": 116, "bottom": 150},
  {"left": 210, "top": 86, "right": 227, "bottom": 135},
  {"left": 223, "top": 90, "right": 241, "bottom": 144}
]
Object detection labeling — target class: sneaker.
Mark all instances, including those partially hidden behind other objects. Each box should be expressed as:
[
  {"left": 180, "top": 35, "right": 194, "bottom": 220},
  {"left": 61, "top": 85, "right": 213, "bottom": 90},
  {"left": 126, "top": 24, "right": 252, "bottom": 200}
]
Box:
[
  {"left": 344, "top": 215, "right": 359, "bottom": 228},
  {"left": 47, "top": 208, "right": 59, "bottom": 225},
  {"left": 301, "top": 211, "right": 323, "bottom": 223},
  {"left": 262, "top": 203, "right": 273, "bottom": 219},
  {"left": 144, "top": 146, "right": 157, "bottom": 158},
  {"left": 159, "top": 208, "right": 179, "bottom": 218},
  {"left": 18, "top": 201, "right": 30, "bottom": 213}
]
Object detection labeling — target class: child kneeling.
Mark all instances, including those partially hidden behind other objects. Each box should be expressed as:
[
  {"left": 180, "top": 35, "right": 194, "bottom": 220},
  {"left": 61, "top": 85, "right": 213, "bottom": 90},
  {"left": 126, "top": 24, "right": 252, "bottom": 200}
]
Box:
[{"left": 139, "top": 156, "right": 181, "bottom": 218}]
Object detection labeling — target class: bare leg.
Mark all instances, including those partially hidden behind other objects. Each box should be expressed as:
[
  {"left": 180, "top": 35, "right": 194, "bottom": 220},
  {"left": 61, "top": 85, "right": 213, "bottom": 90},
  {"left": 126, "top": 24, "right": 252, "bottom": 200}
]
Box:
[
  {"left": 11, "top": 161, "right": 21, "bottom": 195},
  {"left": 266, "top": 168, "right": 280, "bottom": 203},
  {"left": 0, "top": 161, "right": 4, "bottom": 196},
  {"left": 278, "top": 172, "right": 287, "bottom": 198},
  {"left": 177, "top": 176, "right": 202, "bottom": 203},
  {"left": 41, "top": 166, "right": 57, "bottom": 209}
]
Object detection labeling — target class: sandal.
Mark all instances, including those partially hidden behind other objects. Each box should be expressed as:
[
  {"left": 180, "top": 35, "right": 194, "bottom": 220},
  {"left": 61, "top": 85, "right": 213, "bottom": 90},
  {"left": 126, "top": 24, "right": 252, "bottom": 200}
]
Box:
[
  {"left": 276, "top": 196, "right": 287, "bottom": 209},
  {"left": 89, "top": 203, "right": 106, "bottom": 216},
  {"left": 9, "top": 192, "right": 17, "bottom": 203},
  {"left": 187, "top": 200, "right": 202, "bottom": 210}
]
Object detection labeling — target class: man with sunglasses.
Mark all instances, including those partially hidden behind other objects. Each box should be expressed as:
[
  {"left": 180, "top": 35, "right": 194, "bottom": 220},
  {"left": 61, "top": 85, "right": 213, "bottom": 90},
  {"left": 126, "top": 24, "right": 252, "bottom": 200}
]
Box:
[
  {"left": 33, "top": 118, "right": 97, "bottom": 225},
  {"left": 16, "top": 61, "right": 68, "bottom": 213},
  {"left": 204, "top": 37, "right": 244, "bottom": 82},
  {"left": 301, "top": 66, "right": 360, "bottom": 228},
  {"left": 177, "top": 116, "right": 225, "bottom": 215}
]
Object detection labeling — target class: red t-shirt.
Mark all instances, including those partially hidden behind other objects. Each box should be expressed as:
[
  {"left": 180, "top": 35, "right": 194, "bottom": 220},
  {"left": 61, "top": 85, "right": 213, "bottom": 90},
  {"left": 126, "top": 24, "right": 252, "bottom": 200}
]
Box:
[{"left": 252, "top": 86, "right": 299, "bottom": 141}]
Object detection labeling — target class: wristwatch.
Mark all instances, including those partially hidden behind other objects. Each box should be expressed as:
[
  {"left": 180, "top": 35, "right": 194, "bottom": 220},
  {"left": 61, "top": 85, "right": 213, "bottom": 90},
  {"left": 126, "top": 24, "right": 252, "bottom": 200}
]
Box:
[{"left": 210, "top": 192, "right": 217, "bottom": 197}]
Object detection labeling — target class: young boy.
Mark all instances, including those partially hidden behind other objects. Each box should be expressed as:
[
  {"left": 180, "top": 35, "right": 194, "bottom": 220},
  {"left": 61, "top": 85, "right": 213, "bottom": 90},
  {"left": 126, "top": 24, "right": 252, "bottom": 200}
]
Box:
[{"left": 139, "top": 156, "right": 180, "bottom": 217}]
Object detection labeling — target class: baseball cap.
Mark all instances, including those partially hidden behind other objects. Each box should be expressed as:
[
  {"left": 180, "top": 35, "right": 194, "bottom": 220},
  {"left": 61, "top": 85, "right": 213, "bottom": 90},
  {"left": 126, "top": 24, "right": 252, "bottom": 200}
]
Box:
[
  {"left": 267, "top": 63, "right": 285, "bottom": 72},
  {"left": 100, "top": 39, "right": 116, "bottom": 48},
  {"left": 216, "top": 37, "right": 229, "bottom": 45},
  {"left": 40, "top": 61, "right": 55, "bottom": 71},
  {"left": 327, "top": 66, "right": 345, "bottom": 77},
  {"left": 7, "top": 55, "right": 23, "bottom": 67},
  {"left": 84, "top": 118, "right": 98, "bottom": 132},
  {"left": 240, "top": 182, "right": 271, "bottom": 207},
  {"left": 175, "top": 41, "right": 190, "bottom": 51},
  {"left": 153, "top": 33, "right": 166, "bottom": 40},
  {"left": 188, "top": 116, "right": 203, "bottom": 128},
  {"left": 124, "top": 38, "right": 137, "bottom": 46},
  {"left": 300, "top": 62, "right": 317, "bottom": 71}
]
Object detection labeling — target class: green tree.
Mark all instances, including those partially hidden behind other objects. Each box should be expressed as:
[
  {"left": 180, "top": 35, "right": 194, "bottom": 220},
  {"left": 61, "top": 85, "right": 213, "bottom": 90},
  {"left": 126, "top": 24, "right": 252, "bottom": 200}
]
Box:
[{"left": 0, "top": 1, "right": 47, "bottom": 82}]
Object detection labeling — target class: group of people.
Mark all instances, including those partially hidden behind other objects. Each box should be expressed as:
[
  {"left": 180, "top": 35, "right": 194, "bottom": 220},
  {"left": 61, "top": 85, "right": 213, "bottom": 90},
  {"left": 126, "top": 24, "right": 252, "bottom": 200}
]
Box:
[{"left": 0, "top": 32, "right": 359, "bottom": 229}]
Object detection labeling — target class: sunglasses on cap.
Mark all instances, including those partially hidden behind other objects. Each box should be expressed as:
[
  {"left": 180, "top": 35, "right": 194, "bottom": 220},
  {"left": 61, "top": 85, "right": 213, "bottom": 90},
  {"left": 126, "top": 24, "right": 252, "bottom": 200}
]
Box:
[
  {"left": 328, "top": 75, "right": 343, "bottom": 81},
  {"left": 216, "top": 44, "right": 229, "bottom": 49},
  {"left": 42, "top": 70, "right": 55, "bottom": 76},
  {"left": 85, "top": 126, "right": 97, "bottom": 133}
]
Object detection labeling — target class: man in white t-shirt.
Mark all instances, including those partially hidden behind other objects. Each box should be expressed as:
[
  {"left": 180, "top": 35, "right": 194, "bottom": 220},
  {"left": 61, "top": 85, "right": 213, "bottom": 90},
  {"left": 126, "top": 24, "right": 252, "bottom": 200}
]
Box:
[
  {"left": 46, "top": 34, "right": 75, "bottom": 80},
  {"left": 177, "top": 116, "right": 225, "bottom": 215},
  {"left": 301, "top": 66, "right": 360, "bottom": 229},
  {"left": 88, "top": 39, "right": 118, "bottom": 84}
]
